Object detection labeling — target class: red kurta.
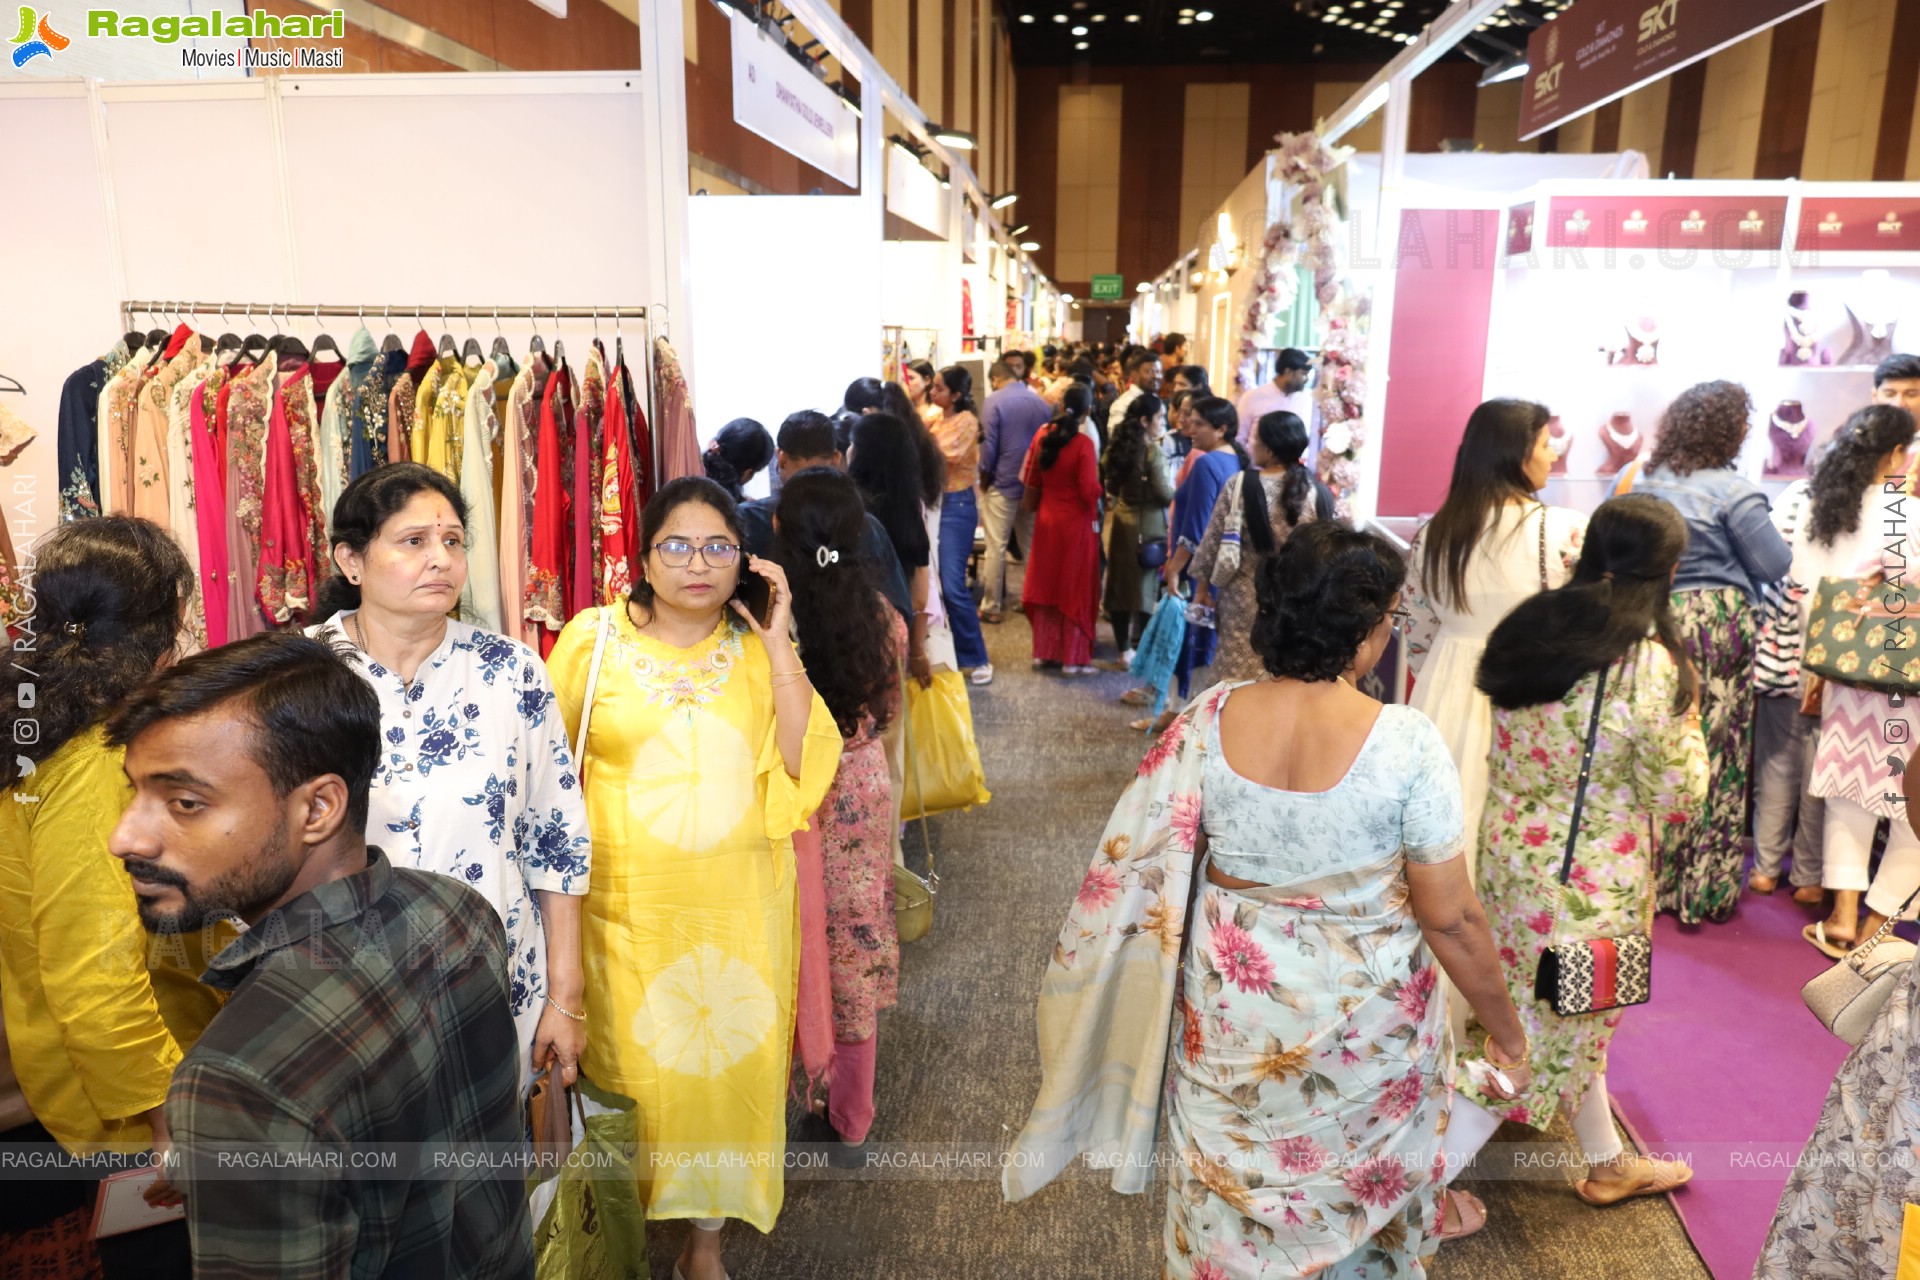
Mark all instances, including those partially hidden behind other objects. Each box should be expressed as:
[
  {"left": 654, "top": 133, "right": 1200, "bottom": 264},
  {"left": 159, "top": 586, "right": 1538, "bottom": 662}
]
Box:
[
  {"left": 599, "top": 355, "right": 639, "bottom": 606},
  {"left": 1019, "top": 429, "right": 1104, "bottom": 652},
  {"left": 527, "top": 360, "right": 575, "bottom": 658}
]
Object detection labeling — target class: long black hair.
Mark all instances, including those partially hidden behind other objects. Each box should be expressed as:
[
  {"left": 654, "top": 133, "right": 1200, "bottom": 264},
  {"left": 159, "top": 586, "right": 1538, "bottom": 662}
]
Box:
[
  {"left": 3, "top": 516, "right": 194, "bottom": 783},
  {"left": 770, "top": 468, "right": 899, "bottom": 737},
  {"left": 936, "top": 365, "right": 977, "bottom": 417},
  {"left": 702, "top": 418, "right": 774, "bottom": 501},
  {"left": 876, "top": 383, "right": 946, "bottom": 505},
  {"left": 1191, "top": 395, "right": 1253, "bottom": 471},
  {"left": 848, "top": 413, "right": 933, "bottom": 566},
  {"left": 1242, "top": 410, "right": 1312, "bottom": 556},
  {"left": 316, "top": 462, "right": 470, "bottom": 622},
  {"left": 1477, "top": 493, "right": 1697, "bottom": 712},
  {"left": 1418, "top": 398, "right": 1549, "bottom": 613},
  {"left": 1807, "top": 404, "right": 1918, "bottom": 547},
  {"left": 1103, "top": 394, "right": 1163, "bottom": 496},
  {"left": 1038, "top": 384, "right": 1093, "bottom": 471}
]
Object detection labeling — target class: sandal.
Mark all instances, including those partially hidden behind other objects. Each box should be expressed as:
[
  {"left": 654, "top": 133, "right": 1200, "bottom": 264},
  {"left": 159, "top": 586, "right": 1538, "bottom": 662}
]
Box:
[
  {"left": 1436, "top": 1188, "right": 1487, "bottom": 1241},
  {"left": 1574, "top": 1153, "right": 1693, "bottom": 1206},
  {"left": 1120, "top": 688, "right": 1151, "bottom": 707},
  {"left": 1803, "top": 920, "right": 1854, "bottom": 959}
]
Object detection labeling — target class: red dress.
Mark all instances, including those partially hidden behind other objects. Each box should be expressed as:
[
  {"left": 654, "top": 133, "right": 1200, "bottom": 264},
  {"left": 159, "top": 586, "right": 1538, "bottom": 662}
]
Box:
[
  {"left": 1020, "top": 428, "right": 1103, "bottom": 665},
  {"left": 527, "top": 360, "right": 574, "bottom": 658}
]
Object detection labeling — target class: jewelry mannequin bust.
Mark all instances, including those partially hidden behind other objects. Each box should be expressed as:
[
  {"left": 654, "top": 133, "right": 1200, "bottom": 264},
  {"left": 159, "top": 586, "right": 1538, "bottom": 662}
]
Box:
[
  {"left": 1766, "top": 401, "right": 1813, "bottom": 479},
  {"left": 1597, "top": 412, "right": 1642, "bottom": 476},
  {"left": 1781, "top": 291, "right": 1832, "bottom": 366},
  {"left": 1547, "top": 414, "right": 1569, "bottom": 476},
  {"left": 1840, "top": 270, "right": 1899, "bottom": 366}
]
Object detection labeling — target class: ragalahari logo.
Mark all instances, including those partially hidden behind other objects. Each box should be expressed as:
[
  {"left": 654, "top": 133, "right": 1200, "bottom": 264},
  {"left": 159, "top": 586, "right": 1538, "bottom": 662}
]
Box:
[{"left": 10, "top": 6, "right": 70, "bottom": 66}]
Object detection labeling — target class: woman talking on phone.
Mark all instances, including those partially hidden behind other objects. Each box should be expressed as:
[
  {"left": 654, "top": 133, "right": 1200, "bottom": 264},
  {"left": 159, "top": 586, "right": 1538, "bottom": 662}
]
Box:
[{"left": 548, "top": 476, "right": 843, "bottom": 1280}]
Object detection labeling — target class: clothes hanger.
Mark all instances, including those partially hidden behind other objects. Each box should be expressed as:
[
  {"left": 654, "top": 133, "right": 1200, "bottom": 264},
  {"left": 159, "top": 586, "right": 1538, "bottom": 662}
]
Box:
[
  {"left": 436, "top": 307, "right": 458, "bottom": 360},
  {"left": 213, "top": 303, "right": 243, "bottom": 359},
  {"left": 528, "top": 308, "right": 546, "bottom": 359},
  {"left": 0, "top": 372, "right": 24, "bottom": 394},
  {"left": 380, "top": 304, "right": 403, "bottom": 354},
  {"left": 490, "top": 308, "right": 513, "bottom": 362},
  {"left": 237, "top": 307, "right": 271, "bottom": 363},
  {"left": 274, "top": 308, "right": 309, "bottom": 362},
  {"left": 310, "top": 306, "right": 344, "bottom": 362},
  {"left": 552, "top": 307, "right": 567, "bottom": 366}
]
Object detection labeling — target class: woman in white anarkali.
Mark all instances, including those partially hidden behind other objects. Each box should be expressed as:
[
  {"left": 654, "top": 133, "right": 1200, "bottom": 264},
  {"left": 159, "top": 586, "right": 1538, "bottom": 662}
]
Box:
[{"left": 1404, "top": 400, "right": 1585, "bottom": 1043}]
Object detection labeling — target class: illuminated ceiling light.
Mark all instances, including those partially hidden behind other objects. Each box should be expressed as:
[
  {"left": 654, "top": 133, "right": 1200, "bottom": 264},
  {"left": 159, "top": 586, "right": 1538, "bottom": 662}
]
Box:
[
  {"left": 1052, "top": 12, "right": 1067, "bottom": 20},
  {"left": 989, "top": 190, "right": 1020, "bottom": 209},
  {"left": 1074, "top": 39, "right": 1088, "bottom": 47},
  {"left": 1019, "top": 11, "right": 1035, "bottom": 19},
  {"left": 1124, "top": 11, "right": 1139, "bottom": 19},
  {"left": 1020, "top": 240, "right": 1041, "bottom": 251},
  {"left": 1060, "top": 293, "right": 1073, "bottom": 302},
  {"left": 1071, "top": 24, "right": 1087, "bottom": 34},
  {"left": 1177, "top": 15, "right": 1192, "bottom": 22},
  {"left": 1178, "top": 6, "right": 1194, "bottom": 13},
  {"left": 1135, "top": 282, "right": 1152, "bottom": 293},
  {"left": 1195, "top": 9, "right": 1213, "bottom": 18},
  {"left": 929, "top": 123, "right": 977, "bottom": 149},
  {"left": 1091, "top": 12, "right": 1105, "bottom": 19},
  {"left": 1326, "top": 4, "right": 1342, "bottom": 12},
  {"left": 1008, "top": 223, "right": 1030, "bottom": 235}
]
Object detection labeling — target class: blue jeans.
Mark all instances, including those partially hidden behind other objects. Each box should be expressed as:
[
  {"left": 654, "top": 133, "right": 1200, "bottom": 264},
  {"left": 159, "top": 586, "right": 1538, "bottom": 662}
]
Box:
[{"left": 938, "top": 487, "right": 990, "bottom": 669}]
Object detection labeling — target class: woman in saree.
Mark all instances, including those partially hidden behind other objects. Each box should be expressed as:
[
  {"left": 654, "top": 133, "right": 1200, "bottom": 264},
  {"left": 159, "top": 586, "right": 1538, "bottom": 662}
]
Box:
[
  {"left": 1007, "top": 521, "right": 1533, "bottom": 1278},
  {"left": 548, "top": 476, "right": 842, "bottom": 1280}
]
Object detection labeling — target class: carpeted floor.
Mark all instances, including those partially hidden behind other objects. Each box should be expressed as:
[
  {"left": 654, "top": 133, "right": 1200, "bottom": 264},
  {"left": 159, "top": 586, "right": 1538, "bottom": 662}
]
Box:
[
  {"left": 637, "top": 592, "right": 1711, "bottom": 1278},
  {"left": 1608, "top": 890, "right": 1852, "bottom": 1279}
]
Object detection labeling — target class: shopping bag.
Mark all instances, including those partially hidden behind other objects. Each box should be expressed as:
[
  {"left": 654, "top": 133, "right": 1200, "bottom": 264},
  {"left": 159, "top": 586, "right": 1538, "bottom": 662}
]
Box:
[
  {"left": 1802, "top": 574, "right": 1920, "bottom": 694},
  {"left": 899, "top": 670, "right": 992, "bottom": 821},
  {"left": 1128, "top": 594, "right": 1188, "bottom": 720},
  {"left": 533, "top": 1086, "right": 647, "bottom": 1280}
]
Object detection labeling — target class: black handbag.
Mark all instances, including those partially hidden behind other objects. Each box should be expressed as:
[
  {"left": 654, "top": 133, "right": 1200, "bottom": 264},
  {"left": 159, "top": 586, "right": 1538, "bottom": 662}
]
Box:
[
  {"left": 1137, "top": 537, "right": 1168, "bottom": 569},
  {"left": 1532, "top": 661, "right": 1655, "bottom": 1016}
]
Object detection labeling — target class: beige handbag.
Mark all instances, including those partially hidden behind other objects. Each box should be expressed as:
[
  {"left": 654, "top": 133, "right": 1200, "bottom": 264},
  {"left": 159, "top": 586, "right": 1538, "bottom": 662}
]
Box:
[{"left": 1802, "top": 887, "right": 1920, "bottom": 1045}]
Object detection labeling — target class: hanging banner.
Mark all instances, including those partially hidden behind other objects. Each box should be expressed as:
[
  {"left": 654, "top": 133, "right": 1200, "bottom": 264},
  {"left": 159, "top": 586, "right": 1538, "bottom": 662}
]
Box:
[
  {"left": 1794, "top": 198, "right": 1920, "bottom": 253},
  {"left": 730, "top": 10, "right": 859, "bottom": 186},
  {"left": 1518, "top": 0, "right": 1827, "bottom": 141}
]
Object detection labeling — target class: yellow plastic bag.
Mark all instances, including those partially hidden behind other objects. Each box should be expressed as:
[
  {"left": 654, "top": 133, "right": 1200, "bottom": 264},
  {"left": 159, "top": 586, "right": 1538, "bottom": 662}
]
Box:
[
  {"left": 900, "top": 669, "right": 991, "bottom": 821},
  {"left": 1899, "top": 1203, "right": 1920, "bottom": 1280}
]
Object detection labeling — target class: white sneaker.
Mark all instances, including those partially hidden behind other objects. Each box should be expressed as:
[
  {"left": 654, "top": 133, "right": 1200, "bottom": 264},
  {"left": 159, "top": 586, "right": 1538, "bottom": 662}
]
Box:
[
  {"left": 969, "top": 664, "right": 994, "bottom": 686},
  {"left": 1120, "top": 649, "right": 1136, "bottom": 667}
]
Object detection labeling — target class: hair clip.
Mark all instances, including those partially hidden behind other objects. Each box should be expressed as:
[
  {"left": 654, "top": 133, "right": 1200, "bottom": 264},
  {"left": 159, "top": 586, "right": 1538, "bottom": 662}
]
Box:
[
  {"left": 62, "top": 621, "right": 85, "bottom": 637},
  {"left": 815, "top": 546, "right": 840, "bottom": 568}
]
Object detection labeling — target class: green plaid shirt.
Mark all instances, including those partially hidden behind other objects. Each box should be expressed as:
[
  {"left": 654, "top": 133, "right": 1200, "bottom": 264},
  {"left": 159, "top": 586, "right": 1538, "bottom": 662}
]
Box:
[{"left": 167, "top": 848, "right": 533, "bottom": 1279}]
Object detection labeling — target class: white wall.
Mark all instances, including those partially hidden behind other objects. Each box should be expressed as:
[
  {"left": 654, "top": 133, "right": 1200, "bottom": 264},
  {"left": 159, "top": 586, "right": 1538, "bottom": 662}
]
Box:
[
  {"left": 685, "top": 195, "right": 881, "bottom": 491},
  {"left": 0, "top": 72, "right": 665, "bottom": 555}
]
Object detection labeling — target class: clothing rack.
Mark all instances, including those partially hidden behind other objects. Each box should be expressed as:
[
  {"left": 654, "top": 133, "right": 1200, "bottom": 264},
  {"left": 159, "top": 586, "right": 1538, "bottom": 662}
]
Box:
[{"left": 118, "top": 299, "right": 668, "bottom": 490}]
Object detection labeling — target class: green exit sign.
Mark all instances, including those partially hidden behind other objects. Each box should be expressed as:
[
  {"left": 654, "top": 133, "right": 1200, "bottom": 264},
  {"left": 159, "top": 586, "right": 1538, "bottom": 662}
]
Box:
[{"left": 1090, "top": 274, "right": 1124, "bottom": 300}]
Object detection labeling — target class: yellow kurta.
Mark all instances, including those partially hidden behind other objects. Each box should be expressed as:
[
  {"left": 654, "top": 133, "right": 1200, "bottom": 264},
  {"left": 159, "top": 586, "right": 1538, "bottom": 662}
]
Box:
[
  {"left": 549, "top": 607, "right": 840, "bottom": 1232},
  {"left": 0, "top": 727, "right": 229, "bottom": 1153}
]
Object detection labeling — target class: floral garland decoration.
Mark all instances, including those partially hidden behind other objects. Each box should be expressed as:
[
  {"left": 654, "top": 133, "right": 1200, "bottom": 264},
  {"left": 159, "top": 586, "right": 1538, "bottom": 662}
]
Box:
[{"left": 1233, "top": 130, "right": 1369, "bottom": 516}]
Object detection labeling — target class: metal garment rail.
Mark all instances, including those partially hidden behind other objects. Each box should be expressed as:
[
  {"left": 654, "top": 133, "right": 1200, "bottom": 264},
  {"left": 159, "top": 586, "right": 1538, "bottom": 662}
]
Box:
[{"left": 118, "top": 299, "right": 668, "bottom": 495}]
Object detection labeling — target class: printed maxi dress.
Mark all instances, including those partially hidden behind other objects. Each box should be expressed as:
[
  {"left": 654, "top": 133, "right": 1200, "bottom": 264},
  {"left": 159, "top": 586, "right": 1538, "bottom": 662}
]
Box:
[
  {"left": 1167, "top": 693, "right": 1467, "bottom": 1280},
  {"left": 1455, "top": 642, "right": 1708, "bottom": 1126},
  {"left": 818, "top": 610, "right": 907, "bottom": 1043},
  {"left": 548, "top": 608, "right": 841, "bottom": 1231}
]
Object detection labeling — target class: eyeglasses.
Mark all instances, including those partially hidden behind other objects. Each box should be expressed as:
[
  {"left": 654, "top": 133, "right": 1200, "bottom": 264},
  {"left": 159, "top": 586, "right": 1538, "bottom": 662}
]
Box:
[
  {"left": 652, "top": 539, "right": 741, "bottom": 569},
  {"left": 1389, "top": 607, "right": 1413, "bottom": 631}
]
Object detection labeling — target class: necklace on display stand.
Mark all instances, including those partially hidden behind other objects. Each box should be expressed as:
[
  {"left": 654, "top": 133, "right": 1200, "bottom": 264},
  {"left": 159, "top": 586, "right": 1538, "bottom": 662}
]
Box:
[
  {"left": 1784, "top": 304, "right": 1820, "bottom": 364},
  {"left": 1624, "top": 316, "right": 1660, "bottom": 365},
  {"left": 1842, "top": 271, "right": 1900, "bottom": 365},
  {"left": 1597, "top": 413, "right": 1642, "bottom": 475},
  {"left": 1766, "top": 401, "right": 1813, "bottom": 479}
]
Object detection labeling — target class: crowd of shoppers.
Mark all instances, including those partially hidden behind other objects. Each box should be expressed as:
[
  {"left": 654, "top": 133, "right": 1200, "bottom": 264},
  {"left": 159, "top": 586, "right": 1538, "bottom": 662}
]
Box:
[{"left": 13, "top": 333, "right": 1920, "bottom": 1280}]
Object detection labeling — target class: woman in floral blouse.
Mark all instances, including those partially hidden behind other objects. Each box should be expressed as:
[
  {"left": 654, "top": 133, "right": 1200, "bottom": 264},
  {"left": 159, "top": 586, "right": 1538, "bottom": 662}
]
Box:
[
  {"left": 1443, "top": 495, "right": 1708, "bottom": 1219},
  {"left": 1008, "top": 522, "right": 1533, "bottom": 1278},
  {"left": 309, "top": 463, "right": 592, "bottom": 1097}
]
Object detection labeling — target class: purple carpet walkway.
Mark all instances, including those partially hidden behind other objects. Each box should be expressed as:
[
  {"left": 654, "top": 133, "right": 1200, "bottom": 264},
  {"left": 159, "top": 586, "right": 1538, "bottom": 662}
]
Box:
[{"left": 1607, "top": 890, "right": 1854, "bottom": 1280}]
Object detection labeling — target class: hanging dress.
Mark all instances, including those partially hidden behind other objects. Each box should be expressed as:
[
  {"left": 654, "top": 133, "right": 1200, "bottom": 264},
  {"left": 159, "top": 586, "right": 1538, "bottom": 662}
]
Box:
[
  {"left": 599, "top": 353, "right": 640, "bottom": 606},
  {"left": 574, "top": 346, "right": 606, "bottom": 618},
  {"left": 458, "top": 359, "right": 504, "bottom": 633},
  {"left": 527, "top": 360, "right": 575, "bottom": 658},
  {"left": 190, "top": 370, "right": 233, "bottom": 649}
]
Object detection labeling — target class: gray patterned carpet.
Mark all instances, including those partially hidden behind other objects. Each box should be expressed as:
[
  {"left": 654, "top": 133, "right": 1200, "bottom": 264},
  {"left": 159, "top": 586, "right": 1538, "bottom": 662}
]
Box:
[{"left": 639, "top": 583, "right": 1711, "bottom": 1279}]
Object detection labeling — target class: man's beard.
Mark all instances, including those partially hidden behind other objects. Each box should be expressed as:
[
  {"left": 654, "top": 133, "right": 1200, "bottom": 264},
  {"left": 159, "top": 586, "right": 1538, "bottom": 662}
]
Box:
[{"left": 129, "top": 816, "right": 298, "bottom": 934}]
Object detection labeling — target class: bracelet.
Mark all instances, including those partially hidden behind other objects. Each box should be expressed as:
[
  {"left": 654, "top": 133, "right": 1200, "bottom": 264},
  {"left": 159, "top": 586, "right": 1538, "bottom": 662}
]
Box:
[
  {"left": 545, "top": 996, "right": 586, "bottom": 1022},
  {"left": 1484, "top": 1033, "right": 1530, "bottom": 1070},
  {"left": 770, "top": 669, "right": 811, "bottom": 687}
]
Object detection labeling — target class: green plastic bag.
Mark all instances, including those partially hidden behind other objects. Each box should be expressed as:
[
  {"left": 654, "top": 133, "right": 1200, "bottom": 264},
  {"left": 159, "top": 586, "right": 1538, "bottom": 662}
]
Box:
[{"left": 533, "top": 1085, "right": 648, "bottom": 1280}]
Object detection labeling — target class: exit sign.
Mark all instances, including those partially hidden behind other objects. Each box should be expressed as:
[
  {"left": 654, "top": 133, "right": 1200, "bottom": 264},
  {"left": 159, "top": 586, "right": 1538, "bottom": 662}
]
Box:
[{"left": 1090, "top": 274, "right": 1124, "bottom": 300}]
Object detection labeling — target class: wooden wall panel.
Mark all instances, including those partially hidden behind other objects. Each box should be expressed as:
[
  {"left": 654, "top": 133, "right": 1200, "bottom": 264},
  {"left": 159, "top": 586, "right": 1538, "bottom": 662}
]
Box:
[{"left": 1755, "top": 8, "right": 1825, "bottom": 178}]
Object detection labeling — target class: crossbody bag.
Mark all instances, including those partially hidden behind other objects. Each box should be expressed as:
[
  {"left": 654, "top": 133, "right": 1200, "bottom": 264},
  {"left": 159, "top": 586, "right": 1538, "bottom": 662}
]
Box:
[{"left": 1533, "top": 661, "right": 1656, "bottom": 1016}]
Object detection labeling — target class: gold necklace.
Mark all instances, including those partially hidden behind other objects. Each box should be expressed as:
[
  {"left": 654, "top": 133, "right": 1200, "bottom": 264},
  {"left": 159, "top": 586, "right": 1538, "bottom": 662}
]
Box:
[{"left": 351, "top": 611, "right": 417, "bottom": 697}]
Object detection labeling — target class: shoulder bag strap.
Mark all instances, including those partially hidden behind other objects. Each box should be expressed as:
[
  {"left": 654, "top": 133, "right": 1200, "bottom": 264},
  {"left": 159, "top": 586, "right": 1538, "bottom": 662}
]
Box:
[
  {"left": 1555, "top": 662, "right": 1612, "bottom": 889},
  {"left": 897, "top": 654, "right": 937, "bottom": 893},
  {"left": 1537, "top": 503, "right": 1551, "bottom": 591},
  {"left": 573, "top": 606, "right": 614, "bottom": 785}
]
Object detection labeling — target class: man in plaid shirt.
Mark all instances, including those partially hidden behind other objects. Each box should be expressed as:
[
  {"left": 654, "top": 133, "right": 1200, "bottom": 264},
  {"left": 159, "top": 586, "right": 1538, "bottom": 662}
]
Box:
[{"left": 108, "top": 634, "right": 532, "bottom": 1279}]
